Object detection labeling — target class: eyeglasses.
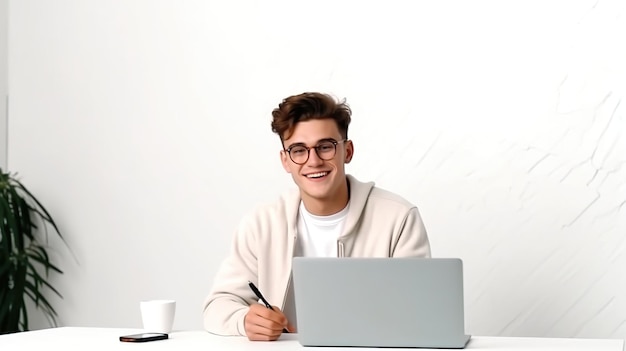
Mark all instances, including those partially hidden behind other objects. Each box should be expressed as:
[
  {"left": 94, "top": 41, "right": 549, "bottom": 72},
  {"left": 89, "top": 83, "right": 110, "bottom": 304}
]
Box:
[{"left": 284, "top": 139, "right": 349, "bottom": 165}]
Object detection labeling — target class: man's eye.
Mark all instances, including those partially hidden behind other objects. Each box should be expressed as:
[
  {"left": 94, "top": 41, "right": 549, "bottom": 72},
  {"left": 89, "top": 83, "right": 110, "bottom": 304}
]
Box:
[
  {"left": 317, "top": 144, "right": 334, "bottom": 152},
  {"left": 291, "top": 148, "right": 307, "bottom": 155}
]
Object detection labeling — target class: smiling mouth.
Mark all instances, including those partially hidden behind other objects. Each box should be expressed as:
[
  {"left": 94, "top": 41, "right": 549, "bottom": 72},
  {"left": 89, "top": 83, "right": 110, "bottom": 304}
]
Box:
[{"left": 305, "top": 171, "right": 329, "bottom": 179}]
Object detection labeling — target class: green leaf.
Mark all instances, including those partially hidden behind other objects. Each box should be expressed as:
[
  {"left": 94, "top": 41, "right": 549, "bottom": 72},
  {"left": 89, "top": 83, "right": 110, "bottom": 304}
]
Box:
[{"left": 25, "top": 245, "right": 63, "bottom": 275}]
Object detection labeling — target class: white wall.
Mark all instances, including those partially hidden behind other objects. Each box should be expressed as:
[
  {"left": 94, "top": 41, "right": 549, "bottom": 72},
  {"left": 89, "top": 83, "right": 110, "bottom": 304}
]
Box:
[
  {"left": 8, "top": 0, "right": 626, "bottom": 339},
  {"left": 0, "top": 0, "right": 7, "bottom": 169}
]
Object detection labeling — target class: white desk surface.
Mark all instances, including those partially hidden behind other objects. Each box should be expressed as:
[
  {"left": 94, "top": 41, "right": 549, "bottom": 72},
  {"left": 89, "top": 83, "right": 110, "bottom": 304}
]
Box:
[{"left": 0, "top": 327, "right": 623, "bottom": 351}]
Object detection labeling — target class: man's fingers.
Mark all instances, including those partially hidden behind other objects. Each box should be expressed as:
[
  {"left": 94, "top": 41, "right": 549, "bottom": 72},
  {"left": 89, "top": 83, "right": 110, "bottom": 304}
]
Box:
[
  {"left": 251, "top": 304, "right": 289, "bottom": 328},
  {"left": 246, "top": 324, "right": 282, "bottom": 341},
  {"left": 245, "top": 305, "right": 290, "bottom": 341}
]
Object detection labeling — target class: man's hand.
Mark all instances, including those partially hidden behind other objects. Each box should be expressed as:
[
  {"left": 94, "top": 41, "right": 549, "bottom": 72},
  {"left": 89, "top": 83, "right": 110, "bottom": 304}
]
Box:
[{"left": 244, "top": 304, "right": 295, "bottom": 341}]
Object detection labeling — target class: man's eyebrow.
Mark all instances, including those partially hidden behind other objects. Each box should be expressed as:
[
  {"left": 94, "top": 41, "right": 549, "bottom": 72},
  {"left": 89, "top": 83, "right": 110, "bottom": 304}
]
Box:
[
  {"left": 285, "top": 138, "right": 338, "bottom": 149},
  {"left": 285, "top": 142, "right": 306, "bottom": 150}
]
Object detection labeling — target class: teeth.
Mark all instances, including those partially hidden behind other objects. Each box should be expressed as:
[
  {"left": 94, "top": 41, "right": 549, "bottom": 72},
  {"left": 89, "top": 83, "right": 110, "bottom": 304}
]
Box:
[{"left": 307, "top": 172, "right": 328, "bottom": 178}]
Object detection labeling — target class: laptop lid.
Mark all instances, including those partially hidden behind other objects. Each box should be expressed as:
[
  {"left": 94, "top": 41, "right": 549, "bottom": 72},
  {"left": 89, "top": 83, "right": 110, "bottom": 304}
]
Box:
[{"left": 292, "top": 257, "right": 471, "bottom": 348}]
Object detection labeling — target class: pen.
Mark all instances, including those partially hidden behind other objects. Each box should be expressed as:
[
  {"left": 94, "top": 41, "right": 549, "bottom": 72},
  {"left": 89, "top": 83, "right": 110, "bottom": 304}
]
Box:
[{"left": 248, "top": 281, "right": 290, "bottom": 333}]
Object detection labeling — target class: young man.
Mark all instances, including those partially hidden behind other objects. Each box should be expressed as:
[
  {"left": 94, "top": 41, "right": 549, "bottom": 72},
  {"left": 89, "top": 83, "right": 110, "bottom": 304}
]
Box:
[{"left": 203, "top": 92, "right": 431, "bottom": 341}]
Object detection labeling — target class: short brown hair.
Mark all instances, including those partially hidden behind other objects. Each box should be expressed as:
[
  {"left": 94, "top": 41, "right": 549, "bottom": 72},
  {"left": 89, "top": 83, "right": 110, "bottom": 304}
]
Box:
[{"left": 271, "top": 92, "right": 352, "bottom": 143}]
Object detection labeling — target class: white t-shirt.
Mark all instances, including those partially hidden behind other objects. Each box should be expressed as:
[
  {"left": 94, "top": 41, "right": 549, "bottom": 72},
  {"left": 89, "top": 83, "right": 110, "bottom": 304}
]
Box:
[
  {"left": 294, "top": 201, "right": 349, "bottom": 257},
  {"left": 283, "top": 201, "right": 349, "bottom": 329}
]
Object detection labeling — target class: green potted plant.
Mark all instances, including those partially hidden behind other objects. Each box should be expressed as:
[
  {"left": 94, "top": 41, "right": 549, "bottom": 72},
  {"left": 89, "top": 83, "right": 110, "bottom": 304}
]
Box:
[{"left": 0, "top": 169, "right": 66, "bottom": 334}]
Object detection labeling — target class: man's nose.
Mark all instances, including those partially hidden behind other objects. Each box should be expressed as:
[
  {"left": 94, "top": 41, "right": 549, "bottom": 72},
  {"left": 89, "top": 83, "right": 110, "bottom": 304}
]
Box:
[{"left": 306, "top": 148, "right": 324, "bottom": 165}]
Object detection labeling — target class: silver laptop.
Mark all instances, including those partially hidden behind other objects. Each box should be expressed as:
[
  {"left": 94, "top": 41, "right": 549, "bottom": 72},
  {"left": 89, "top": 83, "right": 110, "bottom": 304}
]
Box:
[{"left": 292, "top": 257, "right": 471, "bottom": 348}]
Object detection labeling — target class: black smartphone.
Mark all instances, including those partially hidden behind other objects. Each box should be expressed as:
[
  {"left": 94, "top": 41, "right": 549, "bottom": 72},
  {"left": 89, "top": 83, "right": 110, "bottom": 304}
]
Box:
[{"left": 119, "top": 333, "right": 168, "bottom": 342}]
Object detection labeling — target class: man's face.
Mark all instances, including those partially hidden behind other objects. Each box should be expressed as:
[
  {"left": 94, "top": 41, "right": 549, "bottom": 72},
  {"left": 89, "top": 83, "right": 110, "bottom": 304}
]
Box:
[{"left": 280, "top": 119, "right": 354, "bottom": 206}]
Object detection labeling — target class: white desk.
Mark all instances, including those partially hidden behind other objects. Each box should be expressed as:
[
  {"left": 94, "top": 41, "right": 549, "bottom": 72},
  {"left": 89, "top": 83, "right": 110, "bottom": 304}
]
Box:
[{"left": 0, "top": 327, "right": 623, "bottom": 351}]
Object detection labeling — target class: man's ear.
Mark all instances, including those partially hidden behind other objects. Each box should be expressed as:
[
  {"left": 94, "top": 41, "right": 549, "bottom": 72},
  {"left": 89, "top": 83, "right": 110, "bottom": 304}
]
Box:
[
  {"left": 280, "top": 150, "right": 292, "bottom": 173},
  {"left": 344, "top": 140, "right": 354, "bottom": 164}
]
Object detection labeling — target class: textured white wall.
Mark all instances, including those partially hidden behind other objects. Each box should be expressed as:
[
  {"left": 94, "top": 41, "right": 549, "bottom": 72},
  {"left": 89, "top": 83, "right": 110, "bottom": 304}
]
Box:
[
  {"left": 7, "top": 0, "right": 626, "bottom": 339},
  {"left": 0, "top": 0, "right": 7, "bottom": 169}
]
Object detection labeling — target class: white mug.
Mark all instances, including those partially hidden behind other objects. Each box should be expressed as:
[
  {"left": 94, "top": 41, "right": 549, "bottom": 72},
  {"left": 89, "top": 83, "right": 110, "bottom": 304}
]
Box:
[{"left": 140, "top": 300, "right": 176, "bottom": 333}]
